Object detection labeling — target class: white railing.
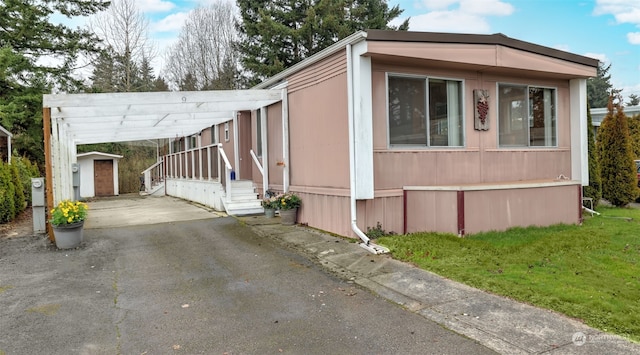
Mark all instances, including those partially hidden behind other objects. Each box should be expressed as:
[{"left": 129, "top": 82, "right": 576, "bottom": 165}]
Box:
[
  {"left": 153, "top": 143, "right": 236, "bottom": 201},
  {"left": 217, "top": 143, "right": 233, "bottom": 200},
  {"left": 140, "top": 160, "right": 164, "bottom": 194}
]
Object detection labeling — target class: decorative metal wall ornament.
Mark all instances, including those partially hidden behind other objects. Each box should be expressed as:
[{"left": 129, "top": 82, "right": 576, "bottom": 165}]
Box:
[{"left": 474, "top": 89, "right": 490, "bottom": 131}]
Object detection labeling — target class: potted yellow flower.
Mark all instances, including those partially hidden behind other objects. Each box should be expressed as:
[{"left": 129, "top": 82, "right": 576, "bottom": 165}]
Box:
[{"left": 49, "top": 200, "right": 88, "bottom": 249}]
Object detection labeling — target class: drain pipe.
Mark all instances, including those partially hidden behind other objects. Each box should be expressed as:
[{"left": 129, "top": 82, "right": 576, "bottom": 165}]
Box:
[{"left": 346, "top": 43, "right": 389, "bottom": 255}]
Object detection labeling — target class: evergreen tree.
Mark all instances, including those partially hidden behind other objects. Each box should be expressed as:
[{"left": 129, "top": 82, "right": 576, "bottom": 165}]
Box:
[
  {"left": 237, "top": 0, "right": 408, "bottom": 86},
  {"left": 597, "top": 98, "right": 638, "bottom": 206},
  {"left": 628, "top": 114, "right": 640, "bottom": 160},
  {"left": 136, "top": 55, "right": 156, "bottom": 92},
  {"left": 0, "top": 0, "right": 109, "bottom": 165},
  {"left": 153, "top": 77, "right": 170, "bottom": 92},
  {"left": 90, "top": 48, "right": 119, "bottom": 92},
  {"left": 584, "top": 103, "right": 602, "bottom": 207},
  {"left": 627, "top": 94, "right": 639, "bottom": 106},
  {"left": 587, "top": 62, "right": 621, "bottom": 108}
]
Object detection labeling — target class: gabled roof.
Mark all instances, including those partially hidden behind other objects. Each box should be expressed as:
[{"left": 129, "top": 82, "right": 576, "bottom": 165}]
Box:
[
  {"left": 255, "top": 29, "right": 599, "bottom": 89},
  {"left": 365, "top": 30, "right": 599, "bottom": 68}
]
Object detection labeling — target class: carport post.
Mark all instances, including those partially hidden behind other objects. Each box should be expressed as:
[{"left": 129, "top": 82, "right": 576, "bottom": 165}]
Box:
[{"left": 43, "top": 107, "right": 54, "bottom": 242}]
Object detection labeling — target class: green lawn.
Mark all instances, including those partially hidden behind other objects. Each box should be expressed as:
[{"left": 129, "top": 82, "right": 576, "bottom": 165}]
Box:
[{"left": 377, "top": 206, "right": 640, "bottom": 342}]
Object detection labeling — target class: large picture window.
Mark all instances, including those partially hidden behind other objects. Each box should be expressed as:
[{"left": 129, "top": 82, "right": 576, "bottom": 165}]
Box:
[
  {"left": 388, "top": 75, "right": 463, "bottom": 147},
  {"left": 498, "top": 84, "right": 556, "bottom": 147}
]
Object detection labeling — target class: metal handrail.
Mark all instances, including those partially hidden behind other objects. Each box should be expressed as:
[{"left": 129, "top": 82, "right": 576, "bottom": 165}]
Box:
[
  {"left": 249, "top": 149, "right": 263, "bottom": 176},
  {"left": 218, "top": 144, "right": 233, "bottom": 200}
]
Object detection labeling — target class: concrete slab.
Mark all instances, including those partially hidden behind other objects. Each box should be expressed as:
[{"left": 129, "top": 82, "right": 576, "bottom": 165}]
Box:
[{"left": 84, "top": 195, "right": 223, "bottom": 229}]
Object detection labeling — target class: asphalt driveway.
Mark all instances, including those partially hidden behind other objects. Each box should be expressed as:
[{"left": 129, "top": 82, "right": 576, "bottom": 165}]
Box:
[{"left": 0, "top": 196, "right": 494, "bottom": 354}]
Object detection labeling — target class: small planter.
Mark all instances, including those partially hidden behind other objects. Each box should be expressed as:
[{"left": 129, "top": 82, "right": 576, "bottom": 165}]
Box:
[
  {"left": 52, "top": 221, "right": 84, "bottom": 249},
  {"left": 264, "top": 208, "right": 276, "bottom": 218},
  {"left": 279, "top": 208, "right": 298, "bottom": 225}
]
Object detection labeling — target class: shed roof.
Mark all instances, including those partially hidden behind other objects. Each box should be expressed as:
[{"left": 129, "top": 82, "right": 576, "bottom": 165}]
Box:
[
  {"left": 77, "top": 151, "right": 124, "bottom": 159},
  {"left": 0, "top": 124, "right": 12, "bottom": 138},
  {"left": 43, "top": 89, "right": 283, "bottom": 145}
]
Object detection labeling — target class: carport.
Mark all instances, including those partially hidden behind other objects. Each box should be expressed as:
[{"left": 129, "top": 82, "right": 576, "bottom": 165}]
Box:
[{"left": 42, "top": 89, "right": 285, "bottom": 236}]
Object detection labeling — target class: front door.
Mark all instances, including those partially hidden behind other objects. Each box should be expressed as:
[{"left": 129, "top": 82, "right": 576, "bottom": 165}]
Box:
[
  {"left": 94, "top": 160, "right": 114, "bottom": 196},
  {"left": 238, "top": 112, "right": 252, "bottom": 180}
]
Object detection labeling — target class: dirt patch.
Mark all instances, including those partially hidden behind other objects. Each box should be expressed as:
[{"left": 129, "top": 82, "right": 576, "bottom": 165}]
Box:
[{"left": 0, "top": 208, "right": 36, "bottom": 239}]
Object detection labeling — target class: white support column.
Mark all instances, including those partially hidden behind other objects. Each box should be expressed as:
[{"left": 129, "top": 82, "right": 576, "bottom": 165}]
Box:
[
  {"left": 233, "top": 112, "right": 239, "bottom": 178},
  {"left": 282, "top": 89, "right": 290, "bottom": 192},
  {"left": 198, "top": 148, "right": 202, "bottom": 180},
  {"left": 570, "top": 78, "right": 588, "bottom": 185},
  {"left": 261, "top": 106, "right": 269, "bottom": 193},
  {"left": 6, "top": 136, "right": 10, "bottom": 164}
]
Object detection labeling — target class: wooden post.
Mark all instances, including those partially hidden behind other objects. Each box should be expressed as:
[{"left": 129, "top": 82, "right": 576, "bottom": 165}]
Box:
[{"left": 43, "top": 107, "right": 55, "bottom": 242}]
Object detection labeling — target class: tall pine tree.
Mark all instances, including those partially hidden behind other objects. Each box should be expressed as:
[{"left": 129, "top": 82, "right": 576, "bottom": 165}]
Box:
[
  {"left": 0, "top": 0, "right": 109, "bottom": 165},
  {"left": 237, "top": 0, "right": 408, "bottom": 87}
]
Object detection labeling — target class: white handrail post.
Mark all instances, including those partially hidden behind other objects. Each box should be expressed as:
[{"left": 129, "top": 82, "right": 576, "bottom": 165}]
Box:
[
  {"left": 206, "top": 146, "right": 212, "bottom": 180},
  {"left": 198, "top": 148, "right": 203, "bottom": 180},
  {"left": 191, "top": 149, "right": 195, "bottom": 179}
]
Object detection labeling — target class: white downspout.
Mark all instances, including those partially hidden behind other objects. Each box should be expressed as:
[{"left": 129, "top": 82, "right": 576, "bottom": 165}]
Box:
[{"left": 346, "top": 43, "right": 388, "bottom": 255}]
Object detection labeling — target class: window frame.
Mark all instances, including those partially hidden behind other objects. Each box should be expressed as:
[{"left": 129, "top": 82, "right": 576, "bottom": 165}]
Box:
[
  {"left": 386, "top": 72, "right": 465, "bottom": 149},
  {"left": 497, "top": 82, "right": 558, "bottom": 148},
  {"left": 224, "top": 122, "right": 230, "bottom": 142}
]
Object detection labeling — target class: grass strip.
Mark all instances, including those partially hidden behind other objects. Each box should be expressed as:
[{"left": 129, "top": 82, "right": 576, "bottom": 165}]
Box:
[{"left": 378, "top": 206, "right": 640, "bottom": 342}]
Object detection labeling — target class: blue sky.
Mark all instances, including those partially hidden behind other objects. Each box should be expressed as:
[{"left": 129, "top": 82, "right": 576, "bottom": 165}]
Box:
[{"left": 109, "top": 0, "right": 640, "bottom": 102}]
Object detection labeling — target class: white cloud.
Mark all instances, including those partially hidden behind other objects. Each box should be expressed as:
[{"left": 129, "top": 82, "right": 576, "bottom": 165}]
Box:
[
  {"left": 150, "top": 12, "right": 189, "bottom": 33},
  {"left": 419, "top": 0, "right": 459, "bottom": 10},
  {"left": 553, "top": 44, "right": 571, "bottom": 52},
  {"left": 407, "top": 0, "right": 513, "bottom": 32},
  {"left": 408, "top": 10, "right": 491, "bottom": 33},
  {"left": 459, "top": 0, "right": 514, "bottom": 16},
  {"left": 594, "top": 0, "right": 640, "bottom": 24},
  {"left": 583, "top": 52, "right": 609, "bottom": 64},
  {"left": 138, "top": 0, "right": 176, "bottom": 13},
  {"left": 628, "top": 32, "right": 640, "bottom": 44}
]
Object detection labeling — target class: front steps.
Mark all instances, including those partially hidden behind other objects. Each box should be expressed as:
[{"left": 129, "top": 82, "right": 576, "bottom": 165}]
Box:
[{"left": 223, "top": 180, "right": 263, "bottom": 216}]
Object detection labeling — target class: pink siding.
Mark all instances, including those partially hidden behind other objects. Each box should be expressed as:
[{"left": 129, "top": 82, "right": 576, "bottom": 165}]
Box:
[
  {"left": 406, "top": 191, "right": 459, "bottom": 234},
  {"left": 255, "top": 43, "right": 588, "bottom": 239},
  {"left": 405, "top": 183, "right": 580, "bottom": 235},
  {"left": 464, "top": 185, "right": 579, "bottom": 234},
  {"left": 288, "top": 53, "right": 350, "bottom": 190},
  {"left": 371, "top": 61, "right": 574, "bottom": 189}
]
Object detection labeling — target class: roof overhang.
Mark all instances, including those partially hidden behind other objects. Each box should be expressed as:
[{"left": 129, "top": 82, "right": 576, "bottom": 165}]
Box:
[
  {"left": 43, "top": 89, "right": 283, "bottom": 144},
  {"left": 0, "top": 125, "right": 12, "bottom": 138}
]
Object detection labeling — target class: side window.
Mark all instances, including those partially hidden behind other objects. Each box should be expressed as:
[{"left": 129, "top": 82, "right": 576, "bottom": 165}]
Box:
[
  {"left": 388, "top": 74, "right": 463, "bottom": 147},
  {"left": 498, "top": 84, "right": 556, "bottom": 147},
  {"left": 224, "top": 122, "right": 230, "bottom": 142}
]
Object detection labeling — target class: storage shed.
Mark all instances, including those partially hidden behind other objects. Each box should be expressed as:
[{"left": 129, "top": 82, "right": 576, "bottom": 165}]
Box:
[{"left": 77, "top": 152, "right": 123, "bottom": 198}]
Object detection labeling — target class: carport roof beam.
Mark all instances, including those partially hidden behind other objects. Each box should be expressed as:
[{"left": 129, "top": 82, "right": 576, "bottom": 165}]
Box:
[{"left": 43, "top": 89, "right": 283, "bottom": 145}]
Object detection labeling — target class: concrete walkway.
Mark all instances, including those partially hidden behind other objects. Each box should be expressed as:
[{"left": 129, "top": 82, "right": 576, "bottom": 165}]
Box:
[{"left": 239, "top": 214, "right": 640, "bottom": 354}]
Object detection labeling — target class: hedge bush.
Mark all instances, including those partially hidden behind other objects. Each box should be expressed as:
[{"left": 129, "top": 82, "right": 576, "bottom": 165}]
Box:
[{"left": 0, "top": 157, "right": 41, "bottom": 224}]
